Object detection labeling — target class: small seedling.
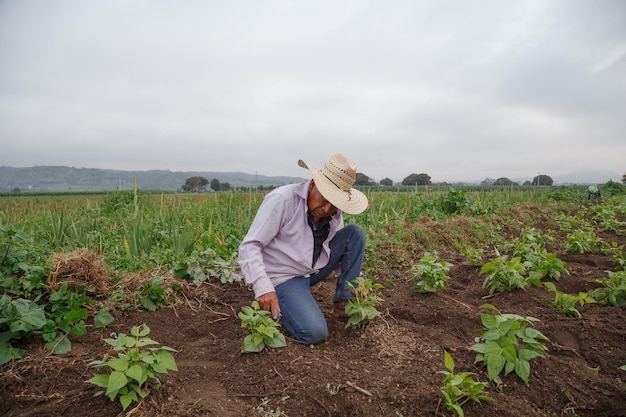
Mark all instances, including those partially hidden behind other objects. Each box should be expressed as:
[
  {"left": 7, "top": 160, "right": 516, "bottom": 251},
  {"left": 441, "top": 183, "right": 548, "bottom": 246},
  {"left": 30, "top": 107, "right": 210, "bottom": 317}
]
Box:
[
  {"left": 469, "top": 304, "right": 549, "bottom": 384},
  {"left": 587, "top": 270, "right": 626, "bottom": 306},
  {"left": 86, "top": 324, "right": 178, "bottom": 411},
  {"left": 544, "top": 282, "right": 596, "bottom": 319},
  {"left": 410, "top": 252, "right": 452, "bottom": 293},
  {"left": 438, "top": 350, "right": 492, "bottom": 416},
  {"left": 238, "top": 301, "right": 286, "bottom": 353},
  {"left": 345, "top": 277, "right": 384, "bottom": 329}
]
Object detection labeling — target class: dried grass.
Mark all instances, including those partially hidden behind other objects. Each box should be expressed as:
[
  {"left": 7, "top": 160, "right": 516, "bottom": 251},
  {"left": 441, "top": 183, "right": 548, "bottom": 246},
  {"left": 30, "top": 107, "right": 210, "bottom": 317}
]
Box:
[{"left": 47, "top": 248, "right": 111, "bottom": 295}]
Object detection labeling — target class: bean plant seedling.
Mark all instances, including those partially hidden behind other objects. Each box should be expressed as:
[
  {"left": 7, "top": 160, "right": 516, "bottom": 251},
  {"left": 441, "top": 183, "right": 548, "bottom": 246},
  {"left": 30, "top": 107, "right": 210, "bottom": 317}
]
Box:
[
  {"left": 86, "top": 324, "right": 178, "bottom": 411},
  {"left": 469, "top": 303, "right": 550, "bottom": 384},
  {"left": 543, "top": 282, "right": 596, "bottom": 319},
  {"left": 345, "top": 276, "right": 384, "bottom": 329},
  {"left": 438, "top": 350, "right": 492, "bottom": 417},
  {"left": 238, "top": 300, "right": 286, "bottom": 353},
  {"left": 410, "top": 251, "right": 453, "bottom": 293}
]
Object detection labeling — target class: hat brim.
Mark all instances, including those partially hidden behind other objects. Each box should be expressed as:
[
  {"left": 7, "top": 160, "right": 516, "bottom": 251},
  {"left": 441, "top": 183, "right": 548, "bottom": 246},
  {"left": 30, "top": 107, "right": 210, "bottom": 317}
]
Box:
[{"left": 298, "top": 159, "right": 369, "bottom": 215}]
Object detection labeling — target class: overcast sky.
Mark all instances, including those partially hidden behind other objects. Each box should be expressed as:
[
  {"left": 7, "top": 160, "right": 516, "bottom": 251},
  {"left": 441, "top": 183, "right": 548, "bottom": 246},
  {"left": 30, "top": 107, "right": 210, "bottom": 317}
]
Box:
[{"left": 1, "top": 1, "right": 624, "bottom": 183}]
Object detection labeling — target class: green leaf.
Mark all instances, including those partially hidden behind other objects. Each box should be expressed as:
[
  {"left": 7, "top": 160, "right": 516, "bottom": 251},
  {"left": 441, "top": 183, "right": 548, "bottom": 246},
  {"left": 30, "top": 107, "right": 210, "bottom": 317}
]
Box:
[
  {"left": 120, "top": 390, "right": 138, "bottom": 410},
  {"left": 484, "top": 342, "right": 506, "bottom": 381},
  {"left": 515, "top": 359, "right": 531, "bottom": 383},
  {"left": 0, "top": 341, "right": 24, "bottom": 365},
  {"left": 106, "top": 371, "right": 128, "bottom": 397},
  {"left": 86, "top": 373, "right": 110, "bottom": 388},
  {"left": 108, "top": 358, "right": 130, "bottom": 372},
  {"left": 47, "top": 336, "right": 72, "bottom": 355},
  {"left": 94, "top": 309, "right": 115, "bottom": 328},
  {"left": 70, "top": 321, "right": 87, "bottom": 336},
  {"left": 125, "top": 363, "right": 146, "bottom": 384},
  {"left": 157, "top": 350, "right": 179, "bottom": 371}
]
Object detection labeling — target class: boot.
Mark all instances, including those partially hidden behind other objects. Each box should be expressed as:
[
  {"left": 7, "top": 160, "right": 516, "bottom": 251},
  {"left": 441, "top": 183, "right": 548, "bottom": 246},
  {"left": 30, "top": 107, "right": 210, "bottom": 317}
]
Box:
[{"left": 333, "top": 300, "right": 349, "bottom": 318}]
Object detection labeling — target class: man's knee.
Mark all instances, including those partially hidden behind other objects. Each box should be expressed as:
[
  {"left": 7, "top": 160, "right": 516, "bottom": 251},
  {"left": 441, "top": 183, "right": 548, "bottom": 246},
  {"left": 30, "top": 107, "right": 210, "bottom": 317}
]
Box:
[
  {"left": 298, "top": 323, "right": 328, "bottom": 345},
  {"left": 343, "top": 224, "right": 366, "bottom": 243}
]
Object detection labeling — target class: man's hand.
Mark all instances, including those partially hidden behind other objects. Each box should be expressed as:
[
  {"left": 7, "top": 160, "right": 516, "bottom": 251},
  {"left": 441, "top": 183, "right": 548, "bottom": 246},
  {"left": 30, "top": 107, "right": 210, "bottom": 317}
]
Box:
[{"left": 256, "top": 291, "right": 280, "bottom": 320}]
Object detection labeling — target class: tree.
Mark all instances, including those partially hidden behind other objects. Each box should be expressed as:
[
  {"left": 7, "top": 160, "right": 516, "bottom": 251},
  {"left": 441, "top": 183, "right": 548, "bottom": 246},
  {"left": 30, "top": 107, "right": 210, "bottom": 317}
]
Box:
[
  {"left": 622, "top": 172, "right": 626, "bottom": 185},
  {"left": 210, "top": 178, "right": 221, "bottom": 192},
  {"left": 355, "top": 173, "right": 375, "bottom": 186},
  {"left": 222, "top": 182, "right": 231, "bottom": 191},
  {"left": 402, "top": 173, "right": 431, "bottom": 186},
  {"left": 379, "top": 177, "right": 393, "bottom": 186},
  {"left": 480, "top": 178, "right": 495, "bottom": 186},
  {"left": 531, "top": 174, "right": 553, "bottom": 186},
  {"left": 181, "top": 176, "right": 209, "bottom": 192},
  {"left": 493, "top": 177, "right": 518, "bottom": 186}
]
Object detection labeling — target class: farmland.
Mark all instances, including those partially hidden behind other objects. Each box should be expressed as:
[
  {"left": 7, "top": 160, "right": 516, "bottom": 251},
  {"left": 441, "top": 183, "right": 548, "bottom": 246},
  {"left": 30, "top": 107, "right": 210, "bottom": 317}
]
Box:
[{"left": 1, "top": 183, "right": 626, "bottom": 417}]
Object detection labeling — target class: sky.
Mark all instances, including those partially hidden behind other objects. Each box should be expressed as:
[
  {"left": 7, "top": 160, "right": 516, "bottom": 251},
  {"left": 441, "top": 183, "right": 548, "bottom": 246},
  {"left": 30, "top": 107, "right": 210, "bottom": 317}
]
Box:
[{"left": 1, "top": 0, "right": 625, "bottom": 184}]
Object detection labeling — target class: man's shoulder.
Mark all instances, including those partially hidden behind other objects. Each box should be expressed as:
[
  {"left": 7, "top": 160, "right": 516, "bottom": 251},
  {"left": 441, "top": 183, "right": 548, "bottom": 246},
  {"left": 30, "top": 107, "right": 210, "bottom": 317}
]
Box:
[{"left": 268, "top": 182, "right": 308, "bottom": 198}]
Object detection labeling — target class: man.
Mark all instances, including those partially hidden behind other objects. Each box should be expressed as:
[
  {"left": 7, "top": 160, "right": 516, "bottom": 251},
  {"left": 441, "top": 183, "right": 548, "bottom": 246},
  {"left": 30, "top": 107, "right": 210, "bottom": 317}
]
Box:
[{"left": 238, "top": 153, "right": 369, "bottom": 345}]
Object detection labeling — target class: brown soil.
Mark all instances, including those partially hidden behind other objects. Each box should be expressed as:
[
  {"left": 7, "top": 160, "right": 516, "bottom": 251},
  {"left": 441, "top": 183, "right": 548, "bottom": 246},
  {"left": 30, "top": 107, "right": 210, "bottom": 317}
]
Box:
[{"left": 2, "top": 216, "right": 625, "bottom": 417}]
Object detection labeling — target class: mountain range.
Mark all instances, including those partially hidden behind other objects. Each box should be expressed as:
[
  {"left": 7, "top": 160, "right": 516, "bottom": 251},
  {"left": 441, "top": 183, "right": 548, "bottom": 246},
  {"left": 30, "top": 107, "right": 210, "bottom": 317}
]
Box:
[
  {"left": 0, "top": 166, "right": 622, "bottom": 193},
  {"left": 0, "top": 166, "right": 306, "bottom": 192}
]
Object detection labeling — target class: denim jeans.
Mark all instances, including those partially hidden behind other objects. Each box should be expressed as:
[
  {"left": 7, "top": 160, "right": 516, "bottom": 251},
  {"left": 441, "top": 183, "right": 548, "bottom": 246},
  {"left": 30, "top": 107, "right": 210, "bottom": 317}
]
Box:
[{"left": 274, "top": 224, "right": 366, "bottom": 345}]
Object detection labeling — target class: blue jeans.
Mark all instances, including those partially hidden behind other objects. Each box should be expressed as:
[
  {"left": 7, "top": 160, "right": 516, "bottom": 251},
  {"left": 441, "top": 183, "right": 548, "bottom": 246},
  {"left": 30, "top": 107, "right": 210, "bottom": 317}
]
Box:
[{"left": 274, "top": 224, "right": 366, "bottom": 345}]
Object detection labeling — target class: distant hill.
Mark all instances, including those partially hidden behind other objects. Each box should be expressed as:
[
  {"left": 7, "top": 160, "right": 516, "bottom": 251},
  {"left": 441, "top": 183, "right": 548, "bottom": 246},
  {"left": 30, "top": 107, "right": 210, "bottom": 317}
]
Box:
[{"left": 0, "top": 166, "right": 306, "bottom": 192}]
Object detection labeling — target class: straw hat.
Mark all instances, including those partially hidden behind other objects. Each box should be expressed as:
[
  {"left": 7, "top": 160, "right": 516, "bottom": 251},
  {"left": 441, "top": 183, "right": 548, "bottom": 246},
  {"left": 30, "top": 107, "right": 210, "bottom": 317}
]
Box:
[{"left": 298, "top": 153, "right": 369, "bottom": 215}]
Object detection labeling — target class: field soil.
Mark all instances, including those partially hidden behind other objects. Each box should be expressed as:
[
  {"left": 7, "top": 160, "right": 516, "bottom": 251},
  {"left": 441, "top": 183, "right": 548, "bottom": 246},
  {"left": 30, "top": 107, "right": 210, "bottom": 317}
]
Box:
[{"left": 2, "top": 207, "right": 626, "bottom": 417}]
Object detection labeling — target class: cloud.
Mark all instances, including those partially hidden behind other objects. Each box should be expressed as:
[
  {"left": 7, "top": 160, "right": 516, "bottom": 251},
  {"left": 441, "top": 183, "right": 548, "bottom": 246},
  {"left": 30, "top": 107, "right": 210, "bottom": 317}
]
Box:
[{"left": 0, "top": 0, "right": 624, "bottom": 183}]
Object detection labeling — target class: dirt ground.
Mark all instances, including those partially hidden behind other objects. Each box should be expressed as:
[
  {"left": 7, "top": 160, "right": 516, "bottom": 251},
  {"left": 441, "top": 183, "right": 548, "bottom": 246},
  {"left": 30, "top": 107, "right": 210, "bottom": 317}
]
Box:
[{"left": 1, "top": 212, "right": 625, "bottom": 417}]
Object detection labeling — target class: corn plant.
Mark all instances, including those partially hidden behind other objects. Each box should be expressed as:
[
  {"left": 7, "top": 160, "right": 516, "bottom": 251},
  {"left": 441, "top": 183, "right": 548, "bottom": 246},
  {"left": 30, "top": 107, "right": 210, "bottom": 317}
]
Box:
[
  {"left": 238, "top": 301, "right": 286, "bottom": 353},
  {"left": 469, "top": 304, "right": 550, "bottom": 384},
  {"left": 543, "top": 282, "right": 596, "bottom": 319},
  {"left": 587, "top": 270, "right": 626, "bottom": 306},
  {"left": 87, "top": 324, "right": 178, "bottom": 411},
  {"left": 345, "top": 276, "right": 384, "bottom": 328},
  {"left": 438, "top": 350, "right": 492, "bottom": 417},
  {"left": 409, "top": 252, "right": 453, "bottom": 293}
]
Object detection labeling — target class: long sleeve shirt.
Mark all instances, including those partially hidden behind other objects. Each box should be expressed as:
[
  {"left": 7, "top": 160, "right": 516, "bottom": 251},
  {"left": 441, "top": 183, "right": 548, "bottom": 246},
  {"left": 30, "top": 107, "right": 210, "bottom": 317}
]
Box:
[{"left": 238, "top": 181, "right": 344, "bottom": 298}]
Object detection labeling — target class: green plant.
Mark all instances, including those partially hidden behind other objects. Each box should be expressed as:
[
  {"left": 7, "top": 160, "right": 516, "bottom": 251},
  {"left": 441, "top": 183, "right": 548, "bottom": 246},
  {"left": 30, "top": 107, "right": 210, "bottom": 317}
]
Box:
[
  {"left": 543, "top": 282, "right": 596, "bottom": 319},
  {"left": 565, "top": 228, "right": 603, "bottom": 254},
  {"left": 252, "top": 397, "right": 288, "bottom": 417},
  {"left": 345, "top": 277, "right": 384, "bottom": 328},
  {"left": 410, "top": 252, "right": 452, "bottom": 293},
  {"left": 480, "top": 254, "right": 541, "bottom": 294},
  {"left": 238, "top": 301, "right": 286, "bottom": 353},
  {"left": 42, "top": 283, "right": 90, "bottom": 354},
  {"left": 587, "top": 270, "right": 626, "bottom": 306},
  {"left": 0, "top": 294, "right": 47, "bottom": 364},
  {"left": 603, "top": 242, "right": 626, "bottom": 269},
  {"left": 135, "top": 276, "right": 176, "bottom": 312},
  {"left": 528, "top": 250, "right": 569, "bottom": 282},
  {"left": 469, "top": 304, "right": 550, "bottom": 384},
  {"left": 87, "top": 324, "right": 178, "bottom": 411},
  {"left": 438, "top": 350, "right": 492, "bottom": 417},
  {"left": 460, "top": 247, "right": 483, "bottom": 267},
  {"left": 174, "top": 248, "right": 242, "bottom": 285}
]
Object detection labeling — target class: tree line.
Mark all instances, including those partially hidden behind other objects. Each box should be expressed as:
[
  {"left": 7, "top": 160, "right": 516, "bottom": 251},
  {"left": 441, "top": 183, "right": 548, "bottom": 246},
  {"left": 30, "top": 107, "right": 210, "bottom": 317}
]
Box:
[{"left": 181, "top": 173, "right": 563, "bottom": 192}]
